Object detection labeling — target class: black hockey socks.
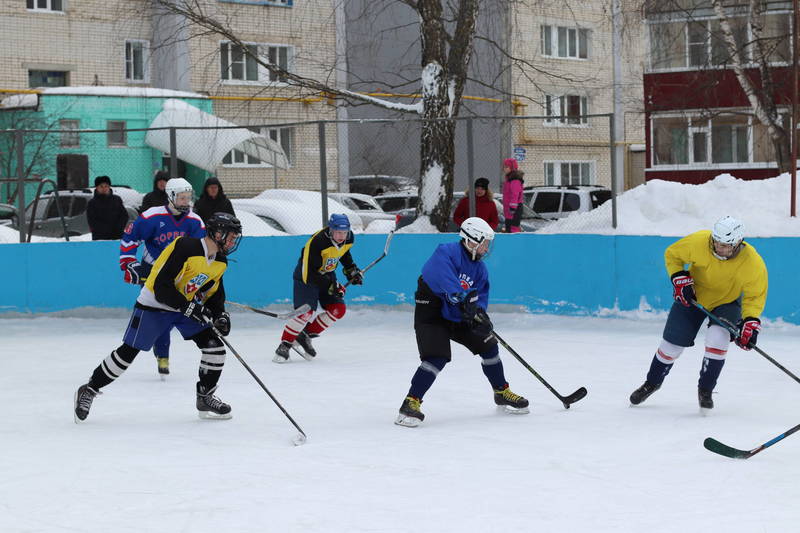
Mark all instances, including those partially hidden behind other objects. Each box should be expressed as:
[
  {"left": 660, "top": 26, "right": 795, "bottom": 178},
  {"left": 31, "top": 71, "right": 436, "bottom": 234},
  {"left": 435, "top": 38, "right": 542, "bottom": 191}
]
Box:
[
  {"left": 408, "top": 357, "right": 447, "bottom": 400},
  {"left": 195, "top": 330, "right": 226, "bottom": 390},
  {"left": 479, "top": 345, "right": 506, "bottom": 390},
  {"left": 89, "top": 344, "right": 140, "bottom": 390},
  {"left": 645, "top": 354, "right": 673, "bottom": 386},
  {"left": 698, "top": 356, "right": 725, "bottom": 392}
]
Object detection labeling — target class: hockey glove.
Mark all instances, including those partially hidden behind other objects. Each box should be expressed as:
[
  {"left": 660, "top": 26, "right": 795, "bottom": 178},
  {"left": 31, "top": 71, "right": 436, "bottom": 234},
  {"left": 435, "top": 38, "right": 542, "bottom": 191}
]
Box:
[
  {"left": 344, "top": 265, "right": 363, "bottom": 285},
  {"left": 120, "top": 258, "right": 146, "bottom": 285},
  {"left": 180, "top": 299, "right": 208, "bottom": 324},
  {"left": 671, "top": 270, "right": 696, "bottom": 307},
  {"left": 213, "top": 311, "right": 231, "bottom": 336},
  {"left": 328, "top": 281, "right": 346, "bottom": 299},
  {"left": 735, "top": 317, "right": 761, "bottom": 350}
]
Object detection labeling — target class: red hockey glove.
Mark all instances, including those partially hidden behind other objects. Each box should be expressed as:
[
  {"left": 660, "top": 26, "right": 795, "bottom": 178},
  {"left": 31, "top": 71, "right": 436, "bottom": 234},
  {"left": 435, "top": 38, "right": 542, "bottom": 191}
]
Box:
[
  {"left": 671, "top": 270, "right": 695, "bottom": 307},
  {"left": 735, "top": 317, "right": 761, "bottom": 350},
  {"left": 328, "top": 281, "right": 346, "bottom": 299},
  {"left": 120, "top": 257, "right": 144, "bottom": 285}
]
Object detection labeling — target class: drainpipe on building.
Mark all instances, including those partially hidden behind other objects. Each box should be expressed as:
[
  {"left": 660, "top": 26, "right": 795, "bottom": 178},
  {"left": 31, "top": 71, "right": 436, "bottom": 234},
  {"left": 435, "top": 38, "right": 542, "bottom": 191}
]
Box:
[
  {"left": 612, "top": 0, "right": 625, "bottom": 200},
  {"left": 335, "top": 0, "right": 350, "bottom": 192}
]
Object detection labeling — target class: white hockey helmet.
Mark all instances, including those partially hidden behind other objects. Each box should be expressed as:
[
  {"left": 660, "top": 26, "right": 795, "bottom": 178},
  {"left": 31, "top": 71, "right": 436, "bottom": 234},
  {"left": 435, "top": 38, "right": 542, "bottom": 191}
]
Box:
[
  {"left": 165, "top": 177, "right": 194, "bottom": 214},
  {"left": 460, "top": 217, "right": 495, "bottom": 260},
  {"left": 711, "top": 215, "right": 744, "bottom": 260}
]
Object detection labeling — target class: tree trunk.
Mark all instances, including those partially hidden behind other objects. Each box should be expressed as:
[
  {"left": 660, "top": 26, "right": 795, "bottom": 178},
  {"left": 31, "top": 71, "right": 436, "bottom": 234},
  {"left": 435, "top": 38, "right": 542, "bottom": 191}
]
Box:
[
  {"left": 419, "top": 114, "right": 456, "bottom": 231},
  {"left": 772, "top": 128, "right": 792, "bottom": 174}
]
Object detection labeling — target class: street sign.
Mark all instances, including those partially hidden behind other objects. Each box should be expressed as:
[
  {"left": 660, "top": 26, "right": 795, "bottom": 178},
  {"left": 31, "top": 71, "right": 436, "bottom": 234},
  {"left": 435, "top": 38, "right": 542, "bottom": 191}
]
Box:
[{"left": 513, "top": 146, "right": 526, "bottom": 162}]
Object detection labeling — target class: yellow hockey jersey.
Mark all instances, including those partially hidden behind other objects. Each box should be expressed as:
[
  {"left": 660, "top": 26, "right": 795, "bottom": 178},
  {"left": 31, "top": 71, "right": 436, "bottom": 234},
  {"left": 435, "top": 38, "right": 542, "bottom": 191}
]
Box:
[
  {"left": 664, "top": 230, "right": 767, "bottom": 318},
  {"left": 298, "top": 228, "right": 355, "bottom": 286}
]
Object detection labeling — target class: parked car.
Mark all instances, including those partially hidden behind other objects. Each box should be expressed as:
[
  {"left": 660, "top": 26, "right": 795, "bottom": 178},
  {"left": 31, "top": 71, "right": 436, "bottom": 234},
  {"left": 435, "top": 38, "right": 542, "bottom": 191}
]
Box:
[
  {"left": 328, "top": 192, "right": 396, "bottom": 227},
  {"left": 347, "top": 175, "right": 416, "bottom": 196},
  {"left": 233, "top": 189, "right": 364, "bottom": 235},
  {"left": 18, "top": 188, "right": 142, "bottom": 238},
  {"left": 523, "top": 185, "right": 611, "bottom": 220},
  {"left": 374, "top": 190, "right": 419, "bottom": 214},
  {"left": 0, "top": 203, "right": 17, "bottom": 227}
]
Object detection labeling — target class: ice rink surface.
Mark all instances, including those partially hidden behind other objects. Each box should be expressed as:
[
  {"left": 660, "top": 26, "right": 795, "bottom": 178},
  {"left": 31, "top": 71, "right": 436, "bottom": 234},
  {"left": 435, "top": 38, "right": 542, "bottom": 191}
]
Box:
[{"left": 2, "top": 309, "right": 798, "bottom": 532}]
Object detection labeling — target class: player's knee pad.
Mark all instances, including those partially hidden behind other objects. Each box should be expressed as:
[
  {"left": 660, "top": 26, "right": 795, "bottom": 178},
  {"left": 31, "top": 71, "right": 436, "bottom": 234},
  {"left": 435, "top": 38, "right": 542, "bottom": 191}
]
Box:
[
  {"left": 655, "top": 339, "right": 684, "bottom": 364},
  {"left": 420, "top": 356, "right": 447, "bottom": 375},
  {"left": 704, "top": 325, "right": 730, "bottom": 360},
  {"left": 324, "top": 302, "right": 346, "bottom": 320},
  {"left": 479, "top": 343, "right": 501, "bottom": 365}
]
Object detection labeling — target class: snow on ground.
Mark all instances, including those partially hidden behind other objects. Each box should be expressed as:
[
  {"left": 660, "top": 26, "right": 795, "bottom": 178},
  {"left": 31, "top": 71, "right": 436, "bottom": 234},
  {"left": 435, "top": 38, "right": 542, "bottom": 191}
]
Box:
[
  {"left": 2, "top": 309, "right": 798, "bottom": 532},
  {"left": 539, "top": 173, "right": 800, "bottom": 236}
]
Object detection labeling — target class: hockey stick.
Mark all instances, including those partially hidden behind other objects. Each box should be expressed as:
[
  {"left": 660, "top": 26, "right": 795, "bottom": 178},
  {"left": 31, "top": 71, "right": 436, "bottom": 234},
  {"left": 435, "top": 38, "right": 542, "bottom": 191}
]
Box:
[
  {"left": 691, "top": 301, "right": 800, "bottom": 385},
  {"left": 704, "top": 422, "right": 800, "bottom": 459},
  {"left": 343, "top": 230, "right": 394, "bottom": 288},
  {"left": 207, "top": 323, "right": 308, "bottom": 446},
  {"left": 489, "top": 328, "right": 588, "bottom": 409},
  {"left": 227, "top": 302, "right": 311, "bottom": 320}
]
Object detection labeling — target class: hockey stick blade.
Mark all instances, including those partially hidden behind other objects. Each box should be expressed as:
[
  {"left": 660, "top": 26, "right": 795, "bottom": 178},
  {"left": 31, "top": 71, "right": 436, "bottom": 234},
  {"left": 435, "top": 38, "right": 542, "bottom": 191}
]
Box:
[
  {"left": 227, "top": 302, "right": 311, "bottom": 320},
  {"left": 560, "top": 387, "right": 588, "bottom": 409},
  {"left": 703, "top": 438, "right": 753, "bottom": 459}
]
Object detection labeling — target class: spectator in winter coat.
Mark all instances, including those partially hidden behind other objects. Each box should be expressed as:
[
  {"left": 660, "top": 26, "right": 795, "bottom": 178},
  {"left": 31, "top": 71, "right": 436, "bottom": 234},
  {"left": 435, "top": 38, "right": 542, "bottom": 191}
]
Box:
[
  {"left": 139, "top": 170, "right": 169, "bottom": 212},
  {"left": 501, "top": 158, "right": 525, "bottom": 233},
  {"left": 453, "top": 177, "right": 499, "bottom": 230},
  {"left": 86, "top": 175, "right": 128, "bottom": 240},
  {"left": 194, "top": 176, "right": 235, "bottom": 224}
]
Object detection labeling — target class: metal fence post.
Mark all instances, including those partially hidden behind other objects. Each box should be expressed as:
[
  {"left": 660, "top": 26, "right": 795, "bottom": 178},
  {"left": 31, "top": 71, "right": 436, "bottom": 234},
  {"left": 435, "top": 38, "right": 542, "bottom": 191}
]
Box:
[
  {"left": 16, "top": 130, "right": 26, "bottom": 243},
  {"left": 466, "top": 117, "right": 475, "bottom": 217},
  {"left": 609, "top": 114, "right": 618, "bottom": 229},
  {"left": 169, "top": 127, "right": 178, "bottom": 179},
  {"left": 318, "top": 121, "right": 329, "bottom": 226}
]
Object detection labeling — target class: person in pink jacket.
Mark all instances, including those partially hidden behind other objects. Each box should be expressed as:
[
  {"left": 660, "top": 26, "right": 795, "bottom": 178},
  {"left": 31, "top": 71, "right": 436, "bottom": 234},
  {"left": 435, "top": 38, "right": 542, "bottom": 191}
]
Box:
[{"left": 501, "top": 158, "right": 525, "bottom": 233}]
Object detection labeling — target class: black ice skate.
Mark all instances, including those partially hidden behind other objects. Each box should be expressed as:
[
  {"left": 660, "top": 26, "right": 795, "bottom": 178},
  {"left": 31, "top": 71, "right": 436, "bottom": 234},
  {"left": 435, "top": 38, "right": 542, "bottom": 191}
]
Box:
[
  {"left": 273, "top": 341, "right": 292, "bottom": 363},
  {"left": 196, "top": 384, "right": 232, "bottom": 420},
  {"left": 698, "top": 388, "right": 714, "bottom": 414},
  {"left": 629, "top": 381, "right": 661, "bottom": 406},
  {"left": 74, "top": 383, "right": 100, "bottom": 423},
  {"left": 292, "top": 331, "right": 317, "bottom": 361},
  {"left": 395, "top": 396, "right": 425, "bottom": 427},
  {"left": 494, "top": 385, "right": 530, "bottom": 414}
]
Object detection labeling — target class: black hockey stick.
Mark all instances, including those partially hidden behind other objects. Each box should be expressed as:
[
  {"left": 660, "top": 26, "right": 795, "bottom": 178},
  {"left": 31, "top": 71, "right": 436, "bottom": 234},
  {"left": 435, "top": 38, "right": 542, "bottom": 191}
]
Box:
[
  {"left": 207, "top": 323, "right": 308, "bottom": 446},
  {"left": 704, "top": 422, "right": 800, "bottom": 459},
  {"left": 489, "top": 328, "right": 588, "bottom": 409},
  {"left": 343, "top": 230, "right": 394, "bottom": 288},
  {"left": 692, "top": 301, "right": 800, "bottom": 385},
  {"left": 227, "top": 302, "right": 311, "bottom": 320}
]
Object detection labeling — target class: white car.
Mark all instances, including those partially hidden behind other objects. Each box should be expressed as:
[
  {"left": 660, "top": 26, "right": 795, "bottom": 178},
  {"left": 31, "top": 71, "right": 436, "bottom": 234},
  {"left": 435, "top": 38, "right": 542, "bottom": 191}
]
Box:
[
  {"left": 233, "top": 189, "right": 364, "bottom": 235},
  {"left": 328, "top": 192, "right": 396, "bottom": 227}
]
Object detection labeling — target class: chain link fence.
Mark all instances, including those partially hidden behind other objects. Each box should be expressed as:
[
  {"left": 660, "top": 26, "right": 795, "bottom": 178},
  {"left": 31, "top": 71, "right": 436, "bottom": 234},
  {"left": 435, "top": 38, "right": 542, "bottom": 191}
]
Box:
[{"left": 1, "top": 114, "right": 618, "bottom": 242}]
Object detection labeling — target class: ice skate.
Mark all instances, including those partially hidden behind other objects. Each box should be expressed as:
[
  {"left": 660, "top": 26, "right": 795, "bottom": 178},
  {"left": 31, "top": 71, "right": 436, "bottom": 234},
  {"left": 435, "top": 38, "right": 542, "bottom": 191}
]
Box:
[
  {"left": 494, "top": 385, "right": 530, "bottom": 414},
  {"left": 273, "top": 341, "right": 292, "bottom": 363},
  {"left": 196, "top": 384, "right": 232, "bottom": 420},
  {"left": 157, "top": 357, "right": 169, "bottom": 380},
  {"left": 74, "top": 384, "right": 100, "bottom": 423},
  {"left": 292, "top": 330, "right": 317, "bottom": 361},
  {"left": 698, "top": 388, "right": 714, "bottom": 415},
  {"left": 629, "top": 381, "right": 661, "bottom": 406},
  {"left": 395, "top": 396, "right": 424, "bottom": 427}
]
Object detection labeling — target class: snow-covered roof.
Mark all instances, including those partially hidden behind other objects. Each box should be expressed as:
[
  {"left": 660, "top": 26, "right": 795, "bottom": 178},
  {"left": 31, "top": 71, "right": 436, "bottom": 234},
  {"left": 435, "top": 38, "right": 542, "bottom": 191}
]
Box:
[{"left": 0, "top": 93, "right": 38, "bottom": 110}]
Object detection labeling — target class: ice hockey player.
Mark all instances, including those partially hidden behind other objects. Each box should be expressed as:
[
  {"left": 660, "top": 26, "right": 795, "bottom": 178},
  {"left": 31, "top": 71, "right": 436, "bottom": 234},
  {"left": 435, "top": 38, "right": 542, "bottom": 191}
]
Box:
[
  {"left": 629, "top": 216, "right": 768, "bottom": 412},
  {"left": 74, "top": 212, "right": 243, "bottom": 423},
  {"left": 273, "top": 213, "right": 363, "bottom": 363},
  {"left": 395, "top": 217, "right": 529, "bottom": 427},
  {"left": 118, "top": 178, "right": 205, "bottom": 378}
]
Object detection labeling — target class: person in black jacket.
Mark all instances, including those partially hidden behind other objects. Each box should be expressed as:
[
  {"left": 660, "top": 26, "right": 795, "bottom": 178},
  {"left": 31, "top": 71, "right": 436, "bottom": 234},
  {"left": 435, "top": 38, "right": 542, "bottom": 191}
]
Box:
[
  {"left": 139, "top": 170, "right": 169, "bottom": 212},
  {"left": 194, "top": 176, "right": 235, "bottom": 224},
  {"left": 86, "top": 175, "right": 128, "bottom": 240}
]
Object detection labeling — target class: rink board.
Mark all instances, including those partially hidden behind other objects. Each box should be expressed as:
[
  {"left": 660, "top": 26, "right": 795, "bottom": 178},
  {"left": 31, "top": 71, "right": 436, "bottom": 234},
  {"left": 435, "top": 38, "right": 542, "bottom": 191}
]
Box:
[{"left": 1, "top": 234, "right": 796, "bottom": 322}]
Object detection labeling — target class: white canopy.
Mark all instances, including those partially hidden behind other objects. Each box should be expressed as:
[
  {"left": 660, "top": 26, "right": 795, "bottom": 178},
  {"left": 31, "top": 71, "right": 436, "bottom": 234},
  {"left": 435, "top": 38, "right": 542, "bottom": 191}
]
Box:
[{"left": 145, "top": 99, "right": 289, "bottom": 171}]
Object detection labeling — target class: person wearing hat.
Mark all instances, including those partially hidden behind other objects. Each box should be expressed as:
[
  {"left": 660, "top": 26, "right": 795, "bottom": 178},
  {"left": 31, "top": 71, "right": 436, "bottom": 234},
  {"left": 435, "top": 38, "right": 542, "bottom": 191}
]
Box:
[
  {"left": 86, "top": 175, "right": 129, "bottom": 240},
  {"left": 453, "top": 177, "right": 499, "bottom": 230},
  {"left": 139, "top": 170, "right": 170, "bottom": 212},
  {"left": 194, "top": 176, "right": 235, "bottom": 224},
  {"left": 501, "top": 158, "right": 525, "bottom": 233}
]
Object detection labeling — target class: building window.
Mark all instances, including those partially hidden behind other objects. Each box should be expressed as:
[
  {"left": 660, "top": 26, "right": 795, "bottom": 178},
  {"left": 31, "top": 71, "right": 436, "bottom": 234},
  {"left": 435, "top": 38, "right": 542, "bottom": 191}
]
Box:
[
  {"left": 26, "top": 0, "right": 63, "bottom": 12},
  {"left": 29, "top": 70, "right": 68, "bottom": 88},
  {"left": 653, "top": 116, "right": 689, "bottom": 165},
  {"left": 544, "top": 161, "right": 595, "bottom": 186},
  {"left": 59, "top": 120, "right": 79, "bottom": 148},
  {"left": 220, "top": 42, "right": 292, "bottom": 83},
  {"left": 223, "top": 127, "right": 294, "bottom": 167},
  {"left": 107, "top": 121, "right": 127, "bottom": 147},
  {"left": 541, "top": 25, "right": 588, "bottom": 59},
  {"left": 544, "top": 94, "right": 588, "bottom": 125},
  {"left": 125, "top": 40, "right": 149, "bottom": 82},
  {"left": 711, "top": 116, "right": 749, "bottom": 163}
]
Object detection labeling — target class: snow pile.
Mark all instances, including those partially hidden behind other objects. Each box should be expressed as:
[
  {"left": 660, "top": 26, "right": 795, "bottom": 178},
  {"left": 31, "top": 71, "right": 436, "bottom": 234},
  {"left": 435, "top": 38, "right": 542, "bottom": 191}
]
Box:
[
  {"left": 0, "top": 225, "right": 93, "bottom": 244},
  {"left": 539, "top": 173, "right": 800, "bottom": 236}
]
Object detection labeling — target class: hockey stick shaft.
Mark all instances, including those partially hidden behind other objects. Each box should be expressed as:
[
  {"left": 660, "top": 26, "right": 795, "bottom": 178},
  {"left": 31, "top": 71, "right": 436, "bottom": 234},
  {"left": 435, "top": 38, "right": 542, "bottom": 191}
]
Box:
[
  {"left": 704, "top": 422, "right": 800, "bottom": 459},
  {"left": 692, "top": 301, "right": 800, "bottom": 385},
  {"left": 209, "top": 325, "right": 307, "bottom": 440},
  {"left": 227, "top": 302, "right": 311, "bottom": 320},
  {"left": 343, "top": 231, "right": 394, "bottom": 287},
  {"left": 490, "top": 328, "right": 587, "bottom": 409}
]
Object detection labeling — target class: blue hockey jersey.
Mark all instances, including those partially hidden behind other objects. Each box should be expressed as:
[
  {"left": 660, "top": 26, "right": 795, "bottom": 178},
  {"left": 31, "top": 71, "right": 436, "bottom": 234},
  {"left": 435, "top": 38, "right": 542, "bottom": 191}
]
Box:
[
  {"left": 120, "top": 206, "right": 206, "bottom": 266},
  {"left": 421, "top": 241, "right": 490, "bottom": 322}
]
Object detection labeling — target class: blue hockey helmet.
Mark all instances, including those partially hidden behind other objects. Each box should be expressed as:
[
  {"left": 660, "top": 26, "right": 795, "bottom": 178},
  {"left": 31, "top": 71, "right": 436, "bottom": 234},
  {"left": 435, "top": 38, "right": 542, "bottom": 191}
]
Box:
[{"left": 328, "top": 213, "right": 351, "bottom": 232}]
